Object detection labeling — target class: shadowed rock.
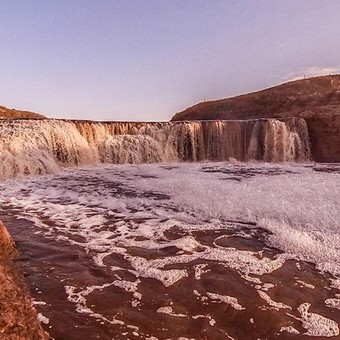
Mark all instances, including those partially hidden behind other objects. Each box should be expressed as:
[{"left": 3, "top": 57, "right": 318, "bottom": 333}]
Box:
[{"left": 0, "top": 220, "right": 14, "bottom": 248}]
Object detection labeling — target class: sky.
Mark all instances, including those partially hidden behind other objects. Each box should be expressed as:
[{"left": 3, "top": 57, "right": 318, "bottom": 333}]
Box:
[{"left": 1, "top": 0, "right": 340, "bottom": 121}]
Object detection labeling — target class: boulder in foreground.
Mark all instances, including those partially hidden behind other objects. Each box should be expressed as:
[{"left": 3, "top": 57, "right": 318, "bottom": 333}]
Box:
[{"left": 0, "top": 220, "right": 49, "bottom": 339}]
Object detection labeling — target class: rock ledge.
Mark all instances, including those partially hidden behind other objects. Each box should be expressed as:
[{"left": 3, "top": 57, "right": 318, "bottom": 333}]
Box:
[{"left": 0, "top": 220, "right": 49, "bottom": 339}]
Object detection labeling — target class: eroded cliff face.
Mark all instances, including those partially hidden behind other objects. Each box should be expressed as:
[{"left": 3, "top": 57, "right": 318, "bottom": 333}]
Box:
[
  {"left": 0, "top": 221, "right": 49, "bottom": 339},
  {"left": 303, "top": 111, "right": 340, "bottom": 163},
  {"left": 172, "top": 75, "right": 340, "bottom": 162}
]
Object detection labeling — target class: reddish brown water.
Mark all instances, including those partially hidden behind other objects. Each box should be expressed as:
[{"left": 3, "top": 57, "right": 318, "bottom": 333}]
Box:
[
  {"left": 0, "top": 163, "right": 339, "bottom": 339},
  {"left": 1, "top": 213, "right": 339, "bottom": 340}
]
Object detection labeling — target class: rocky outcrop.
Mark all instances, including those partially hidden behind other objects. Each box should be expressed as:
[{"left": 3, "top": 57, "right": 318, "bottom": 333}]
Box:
[
  {"left": 171, "top": 75, "right": 340, "bottom": 162},
  {"left": 0, "top": 221, "right": 49, "bottom": 339},
  {"left": 0, "top": 220, "right": 14, "bottom": 249},
  {"left": 0, "top": 105, "right": 45, "bottom": 119},
  {"left": 303, "top": 110, "right": 340, "bottom": 163}
]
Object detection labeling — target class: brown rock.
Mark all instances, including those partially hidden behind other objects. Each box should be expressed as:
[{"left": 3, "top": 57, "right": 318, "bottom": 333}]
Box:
[
  {"left": 0, "top": 105, "right": 45, "bottom": 119},
  {"left": 0, "top": 220, "right": 50, "bottom": 339},
  {"left": 0, "top": 220, "right": 14, "bottom": 247},
  {"left": 171, "top": 75, "right": 340, "bottom": 162}
]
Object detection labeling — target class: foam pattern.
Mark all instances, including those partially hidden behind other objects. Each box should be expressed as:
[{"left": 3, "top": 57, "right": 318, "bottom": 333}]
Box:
[{"left": 0, "top": 162, "right": 339, "bottom": 338}]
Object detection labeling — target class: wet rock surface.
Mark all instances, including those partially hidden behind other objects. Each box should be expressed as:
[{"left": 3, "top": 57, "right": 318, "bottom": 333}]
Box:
[{"left": 0, "top": 221, "right": 49, "bottom": 340}]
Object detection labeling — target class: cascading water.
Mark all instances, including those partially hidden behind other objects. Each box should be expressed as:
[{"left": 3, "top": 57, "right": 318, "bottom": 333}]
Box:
[{"left": 0, "top": 118, "right": 311, "bottom": 179}]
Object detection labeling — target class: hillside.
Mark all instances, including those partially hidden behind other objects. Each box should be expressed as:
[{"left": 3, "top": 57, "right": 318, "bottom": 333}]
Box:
[
  {"left": 0, "top": 105, "right": 45, "bottom": 119},
  {"left": 171, "top": 75, "right": 340, "bottom": 162},
  {"left": 171, "top": 75, "right": 340, "bottom": 121}
]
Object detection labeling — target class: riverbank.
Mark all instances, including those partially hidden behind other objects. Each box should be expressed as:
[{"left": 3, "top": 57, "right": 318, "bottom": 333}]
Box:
[{"left": 0, "top": 221, "right": 49, "bottom": 339}]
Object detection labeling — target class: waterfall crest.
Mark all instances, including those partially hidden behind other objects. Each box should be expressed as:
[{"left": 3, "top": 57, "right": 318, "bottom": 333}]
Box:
[{"left": 0, "top": 118, "right": 311, "bottom": 179}]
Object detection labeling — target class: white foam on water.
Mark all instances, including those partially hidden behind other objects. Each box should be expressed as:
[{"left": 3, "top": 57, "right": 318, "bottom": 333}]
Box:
[
  {"left": 37, "top": 313, "right": 50, "bottom": 325},
  {"left": 192, "top": 314, "right": 216, "bottom": 326},
  {"left": 112, "top": 162, "right": 340, "bottom": 277},
  {"left": 206, "top": 292, "right": 245, "bottom": 311},
  {"left": 259, "top": 219, "right": 340, "bottom": 276},
  {"left": 325, "top": 299, "right": 340, "bottom": 310},
  {"left": 330, "top": 279, "right": 340, "bottom": 291},
  {"left": 0, "top": 118, "right": 311, "bottom": 179},
  {"left": 297, "top": 303, "right": 339, "bottom": 337},
  {"left": 0, "top": 162, "right": 339, "bottom": 335},
  {"left": 65, "top": 284, "right": 125, "bottom": 326},
  {"left": 280, "top": 325, "right": 300, "bottom": 335},
  {"left": 156, "top": 306, "right": 173, "bottom": 314},
  {"left": 128, "top": 256, "right": 189, "bottom": 287},
  {"left": 257, "top": 290, "right": 291, "bottom": 311},
  {"left": 32, "top": 300, "right": 47, "bottom": 306},
  {"left": 296, "top": 280, "right": 315, "bottom": 290},
  {"left": 124, "top": 247, "right": 286, "bottom": 282},
  {"left": 1, "top": 163, "right": 339, "bottom": 281},
  {"left": 156, "top": 306, "right": 186, "bottom": 318},
  {"left": 194, "top": 264, "right": 210, "bottom": 280},
  {"left": 209, "top": 318, "right": 216, "bottom": 326},
  {"left": 262, "top": 283, "right": 275, "bottom": 291}
]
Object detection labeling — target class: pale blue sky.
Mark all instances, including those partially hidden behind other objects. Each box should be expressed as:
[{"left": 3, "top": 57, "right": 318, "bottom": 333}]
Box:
[{"left": 1, "top": 0, "right": 340, "bottom": 121}]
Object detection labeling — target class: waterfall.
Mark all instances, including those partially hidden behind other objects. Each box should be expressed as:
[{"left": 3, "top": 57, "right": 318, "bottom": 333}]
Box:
[{"left": 0, "top": 118, "right": 311, "bottom": 179}]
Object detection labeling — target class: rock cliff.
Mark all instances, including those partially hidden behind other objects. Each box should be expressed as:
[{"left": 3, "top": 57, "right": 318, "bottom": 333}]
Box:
[
  {"left": 171, "top": 75, "right": 340, "bottom": 162},
  {"left": 0, "top": 221, "right": 49, "bottom": 339}
]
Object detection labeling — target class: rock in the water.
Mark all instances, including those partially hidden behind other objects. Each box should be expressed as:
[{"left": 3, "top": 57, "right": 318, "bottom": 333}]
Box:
[{"left": 0, "top": 220, "right": 14, "bottom": 247}]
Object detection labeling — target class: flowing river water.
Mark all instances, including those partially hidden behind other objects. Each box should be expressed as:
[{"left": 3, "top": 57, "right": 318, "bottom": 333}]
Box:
[
  {"left": 0, "top": 163, "right": 339, "bottom": 339},
  {"left": 0, "top": 118, "right": 310, "bottom": 180},
  {"left": 0, "top": 118, "right": 339, "bottom": 339}
]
